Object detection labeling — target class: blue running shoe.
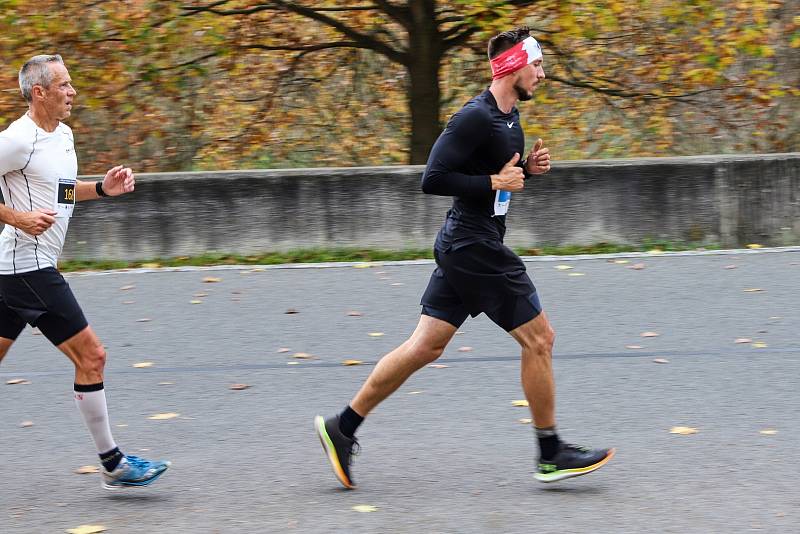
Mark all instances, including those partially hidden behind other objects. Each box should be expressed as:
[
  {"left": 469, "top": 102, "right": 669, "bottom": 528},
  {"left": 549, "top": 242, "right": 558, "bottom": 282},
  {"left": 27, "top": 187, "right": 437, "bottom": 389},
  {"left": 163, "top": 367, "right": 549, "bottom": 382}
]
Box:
[{"left": 102, "top": 455, "right": 170, "bottom": 490}]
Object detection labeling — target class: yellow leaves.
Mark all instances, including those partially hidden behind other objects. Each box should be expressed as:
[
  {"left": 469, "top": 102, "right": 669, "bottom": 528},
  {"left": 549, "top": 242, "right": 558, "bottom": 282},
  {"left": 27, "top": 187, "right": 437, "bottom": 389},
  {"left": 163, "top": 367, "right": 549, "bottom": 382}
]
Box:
[
  {"left": 743, "top": 288, "right": 764, "bottom": 293},
  {"left": 670, "top": 426, "right": 699, "bottom": 435},
  {"left": 202, "top": 277, "right": 222, "bottom": 283},
  {"left": 66, "top": 526, "right": 106, "bottom": 534},
  {"left": 759, "top": 429, "right": 778, "bottom": 435},
  {"left": 511, "top": 400, "right": 529, "bottom": 407},
  {"left": 132, "top": 362, "right": 154, "bottom": 368},
  {"left": 747, "top": 243, "right": 763, "bottom": 249},
  {"left": 568, "top": 272, "right": 586, "bottom": 277},
  {"left": 342, "top": 359, "right": 364, "bottom": 366},
  {"left": 368, "top": 332, "right": 384, "bottom": 337},
  {"left": 752, "top": 342, "right": 768, "bottom": 348},
  {"left": 140, "top": 262, "right": 161, "bottom": 269},
  {"left": 352, "top": 505, "right": 378, "bottom": 513},
  {"left": 148, "top": 412, "right": 180, "bottom": 420},
  {"left": 74, "top": 465, "right": 100, "bottom": 475},
  {"left": 190, "top": 299, "right": 203, "bottom": 304}
]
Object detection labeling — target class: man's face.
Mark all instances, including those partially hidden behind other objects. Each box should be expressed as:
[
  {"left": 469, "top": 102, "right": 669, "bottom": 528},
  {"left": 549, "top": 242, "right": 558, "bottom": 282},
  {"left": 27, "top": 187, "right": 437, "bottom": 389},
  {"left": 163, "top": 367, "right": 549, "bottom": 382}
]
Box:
[
  {"left": 514, "top": 60, "right": 545, "bottom": 101},
  {"left": 37, "top": 62, "right": 76, "bottom": 120}
]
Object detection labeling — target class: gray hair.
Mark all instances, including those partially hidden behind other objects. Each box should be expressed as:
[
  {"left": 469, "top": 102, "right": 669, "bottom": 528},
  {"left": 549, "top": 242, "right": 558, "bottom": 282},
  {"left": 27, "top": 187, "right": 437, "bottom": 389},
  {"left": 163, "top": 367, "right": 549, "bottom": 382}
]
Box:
[{"left": 19, "top": 54, "right": 64, "bottom": 103}]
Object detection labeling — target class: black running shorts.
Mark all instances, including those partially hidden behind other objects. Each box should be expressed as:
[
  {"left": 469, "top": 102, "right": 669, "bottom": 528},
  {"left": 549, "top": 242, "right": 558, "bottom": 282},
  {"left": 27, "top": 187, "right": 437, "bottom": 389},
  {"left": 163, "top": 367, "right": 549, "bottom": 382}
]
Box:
[
  {"left": 0, "top": 267, "right": 88, "bottom": 345},
  {"left": 420, "top": 241, "right": 542, "bottom": 332}
]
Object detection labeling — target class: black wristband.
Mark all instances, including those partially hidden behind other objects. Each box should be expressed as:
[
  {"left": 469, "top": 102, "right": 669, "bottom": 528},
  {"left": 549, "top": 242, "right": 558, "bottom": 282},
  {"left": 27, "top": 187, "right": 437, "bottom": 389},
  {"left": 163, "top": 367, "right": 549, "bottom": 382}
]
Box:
[{"left": 95, "top": 181, "right": 108, "bottom": 197}]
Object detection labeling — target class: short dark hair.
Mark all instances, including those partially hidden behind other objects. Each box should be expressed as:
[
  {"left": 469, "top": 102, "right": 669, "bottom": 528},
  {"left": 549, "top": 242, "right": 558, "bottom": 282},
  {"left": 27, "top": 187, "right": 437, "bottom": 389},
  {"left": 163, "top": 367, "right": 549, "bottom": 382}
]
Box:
[{"left": 488, "top": 27, "right": 531, "bottom": 60}]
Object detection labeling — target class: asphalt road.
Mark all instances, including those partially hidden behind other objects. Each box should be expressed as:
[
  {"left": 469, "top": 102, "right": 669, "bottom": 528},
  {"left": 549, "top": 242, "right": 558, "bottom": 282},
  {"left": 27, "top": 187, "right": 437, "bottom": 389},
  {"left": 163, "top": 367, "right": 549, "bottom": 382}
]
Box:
[{"left": 1, "top": 250, "right": 799, "bottom": 533}]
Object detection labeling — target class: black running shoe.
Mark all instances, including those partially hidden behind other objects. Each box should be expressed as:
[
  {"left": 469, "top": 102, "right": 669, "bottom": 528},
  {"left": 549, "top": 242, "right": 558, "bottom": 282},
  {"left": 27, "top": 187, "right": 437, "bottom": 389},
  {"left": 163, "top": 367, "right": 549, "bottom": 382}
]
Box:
[
  {"left": 315, "top": 415, "right": 359, "bottom": 489},
  {"left": 534, "top": 443, "right": 615, "bottom": 483}
]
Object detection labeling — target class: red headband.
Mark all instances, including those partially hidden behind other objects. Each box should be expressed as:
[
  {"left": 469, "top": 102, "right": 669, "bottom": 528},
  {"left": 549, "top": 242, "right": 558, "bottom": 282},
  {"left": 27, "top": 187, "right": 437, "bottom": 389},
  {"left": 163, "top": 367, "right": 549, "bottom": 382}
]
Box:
[{"left": 490, "top": 36, "right": 543, "bottom": 80}]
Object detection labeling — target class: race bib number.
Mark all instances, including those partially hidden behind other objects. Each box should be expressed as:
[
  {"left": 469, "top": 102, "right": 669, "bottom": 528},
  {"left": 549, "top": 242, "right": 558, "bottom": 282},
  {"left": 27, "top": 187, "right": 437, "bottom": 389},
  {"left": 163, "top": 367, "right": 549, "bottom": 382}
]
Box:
[
  {"left": 55, "top": 177, "right": 76, "bottom": 218},
  {"left": 493, "top": 190, "right": 511, "bottom": 216}
]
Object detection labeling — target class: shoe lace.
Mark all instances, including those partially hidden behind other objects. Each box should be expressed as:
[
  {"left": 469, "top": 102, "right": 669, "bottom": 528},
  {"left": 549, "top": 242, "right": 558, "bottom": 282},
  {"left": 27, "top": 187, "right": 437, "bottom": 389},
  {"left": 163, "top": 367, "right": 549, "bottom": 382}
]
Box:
[
  {"left": 123, "top": 455, "right": 150, "bottom": 469},
  {"left": 562, "top": 443, "right": 592, "bottom": 453},
  {"left": 348, "top": 439, "right": 361, "bottom": 466}
]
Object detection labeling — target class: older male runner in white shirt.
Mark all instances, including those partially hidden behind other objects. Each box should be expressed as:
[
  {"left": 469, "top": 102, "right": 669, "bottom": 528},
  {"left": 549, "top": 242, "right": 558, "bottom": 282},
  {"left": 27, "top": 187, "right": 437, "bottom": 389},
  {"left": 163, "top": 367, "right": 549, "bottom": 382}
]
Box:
[{"left": 0, "top": 54, "right": 169, "bottom": 489}]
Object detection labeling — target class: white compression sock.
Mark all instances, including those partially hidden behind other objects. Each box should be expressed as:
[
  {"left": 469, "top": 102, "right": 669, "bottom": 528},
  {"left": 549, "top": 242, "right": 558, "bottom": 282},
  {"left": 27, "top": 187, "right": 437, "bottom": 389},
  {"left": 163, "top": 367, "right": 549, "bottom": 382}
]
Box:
[{"left": 74, "top": 383, "right": 118, "bottom": 454}]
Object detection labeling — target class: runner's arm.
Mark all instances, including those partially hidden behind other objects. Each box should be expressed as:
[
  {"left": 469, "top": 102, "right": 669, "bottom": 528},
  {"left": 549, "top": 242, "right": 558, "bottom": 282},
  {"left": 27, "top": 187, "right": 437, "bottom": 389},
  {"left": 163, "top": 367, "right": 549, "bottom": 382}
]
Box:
[{"left": 421, "top": 106, "right": 493, "bottom": 197}]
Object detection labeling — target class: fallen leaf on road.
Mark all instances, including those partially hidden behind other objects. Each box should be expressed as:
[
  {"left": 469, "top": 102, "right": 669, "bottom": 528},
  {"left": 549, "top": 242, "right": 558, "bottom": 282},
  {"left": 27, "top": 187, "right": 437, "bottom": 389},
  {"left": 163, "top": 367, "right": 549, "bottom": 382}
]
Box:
[
  {"left": 613, "top": 259, "right": 630, "bottom": 264},
  {"left": 193, "top": 292, "right": 209, "bottom": 297},
  {"left": 148, "top": 413, "right": 180, "bottom": 420},
  {"left": 133, "top": 362, "right": 154, "bottom": 368},
  {"left": 653, "top": 358, "right": 670, "bottom": 364},
  {"left": 277, "top": 348, "right": 291, "bottom": 353},
  {"left": 342, "top": 359, "right": 364, "bottom": 366},
  {"left": 347, "top": 311, "right": 363, "bottom": 317},
  {"left": 554, "top": 265, "right": 573, "bottom": 271},
  {"left": 74, "top": 465, "right": 99, "bottom": 475},
  {"left": 428, "top": 364, "right": 449, "bottom": 369},
  {"left": 641, "top": 332, "right": 660, "bottom": 338},
  {"left": 285, "top": 308, "right": 299, "bottom": 314},
  {"left": 368, "top": 332, "right": 384, "bottom": 337},
  {"left": 723, "top": 265, "right": 737, "bottom": 270},
  {"left": 670, "top": 426, "right": 698, "bottom": 435},
  {"left": 158, "top": 382, "right": 174, "bottom": 386},
  {"left": 511, "top": 400, "right": 529, "bottom": 407},
  {"left": 625, "top": 345, "right": 643, "bottom": 350},
  {"left": 229, "top": 384, "right": 251, "bottom": 391},
  {"left": 391, "top": 282, "right": 404, "bottom": 286},
  {"left": 647, "top": 249, "right": 664, "bottom": 255},
  {"left": 119, "top": 285, "right": 135, "bottom": 291},
  {"left": 122, "top": 300, "right": 135, "bottom": 305},
  {"left": 746, "top": 243, "right": 762, "bottom": 249},
  {"left": 20, "top": 421, "right": 33, "bottom": 428},
  {"left": 353, "top": 263, "right": 372, "bottom": 269},
  {"left": 202, "top": 277, "right": 222, "bottom": 283},
  {"left": 518, "top": 418, "right": 532, "bottom": 424},
  {"left": 287, "top": 361, "right": 300, "bottom": 365},
  {"left": 759, "top": 429, "right": 778, "bottom": 435},
  {"left": 568, "top": 272, "right": 586, "bottom": 277},
  {"left": 752, "top": 342, "right": 768, "bottom": 348},
  {"left": 66, "top": 525, "right": 106, "bottom": 534},
  {"left": 190, "top": 300, "right": 203, "bottom": 304},
  {"left": 743, "top": 288, "right": 764, "bottom": 293},
  {"left": 735, "top": 338, "right": 753, "bottom": 344},
  {"left": 457, "top": 346, "right": 472, "bottom": 352},
  {"left": 352, "top": 505, "right": 378, "bottom": 513},
  {"left": 136, "top": 318, "right": 151, "bottom": 323},
  {"left": 140, "top": 262, "right": 161, "bottom": 269},
  {"left": 292, "top": 352, "right": 314, "bottom": 359},
  {"left": 6, "top": 378, "right": 30, "bottom": 385},
  {"left": 628, "top": 263, "right": 646, "bottom": 270},
  {"left": 408, "top": 391, "right": 423, "bottom": 395}
]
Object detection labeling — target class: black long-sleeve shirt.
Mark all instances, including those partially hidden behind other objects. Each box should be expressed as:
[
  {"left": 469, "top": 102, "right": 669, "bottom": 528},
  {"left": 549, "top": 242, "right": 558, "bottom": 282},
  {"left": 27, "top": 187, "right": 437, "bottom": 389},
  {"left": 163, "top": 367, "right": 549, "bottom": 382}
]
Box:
[{"left": 421, "top": 90, "right": 527, "bottom": 252}]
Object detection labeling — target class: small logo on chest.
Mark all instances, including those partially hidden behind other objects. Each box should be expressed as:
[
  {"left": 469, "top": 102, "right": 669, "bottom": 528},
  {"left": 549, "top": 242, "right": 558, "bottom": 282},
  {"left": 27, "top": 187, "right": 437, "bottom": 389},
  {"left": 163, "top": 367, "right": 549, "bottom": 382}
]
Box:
[{"left": 506, "top": 121, "right": 515, "bottom": 129}]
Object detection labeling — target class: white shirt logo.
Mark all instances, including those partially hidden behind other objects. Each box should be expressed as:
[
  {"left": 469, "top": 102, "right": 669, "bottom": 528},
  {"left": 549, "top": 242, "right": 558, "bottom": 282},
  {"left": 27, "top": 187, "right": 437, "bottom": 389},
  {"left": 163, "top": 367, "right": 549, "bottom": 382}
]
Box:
[{"left": 507, "top": 122, "right": 514, "bottom": 129}]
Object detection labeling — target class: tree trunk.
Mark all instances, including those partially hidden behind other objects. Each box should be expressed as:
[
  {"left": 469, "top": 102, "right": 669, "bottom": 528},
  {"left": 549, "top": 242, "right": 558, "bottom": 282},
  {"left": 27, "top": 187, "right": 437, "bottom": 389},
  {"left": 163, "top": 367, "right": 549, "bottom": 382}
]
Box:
[{"left": 406, "top": 0, "right": 443, "bottom": 164}]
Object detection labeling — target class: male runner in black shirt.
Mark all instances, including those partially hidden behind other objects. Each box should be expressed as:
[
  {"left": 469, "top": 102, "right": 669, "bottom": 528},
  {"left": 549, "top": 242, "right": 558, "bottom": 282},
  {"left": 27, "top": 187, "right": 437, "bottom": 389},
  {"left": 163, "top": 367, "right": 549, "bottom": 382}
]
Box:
[{"left": 316, "top": 27, "right": 614, "bottom": 488}]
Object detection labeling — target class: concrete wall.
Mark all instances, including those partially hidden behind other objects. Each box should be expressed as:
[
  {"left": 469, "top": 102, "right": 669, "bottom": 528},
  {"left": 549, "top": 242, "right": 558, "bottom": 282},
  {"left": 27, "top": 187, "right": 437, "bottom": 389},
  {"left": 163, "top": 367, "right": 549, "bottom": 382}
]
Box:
[{"left": 3, "top": 153, "right": 798, "bottom": 260}]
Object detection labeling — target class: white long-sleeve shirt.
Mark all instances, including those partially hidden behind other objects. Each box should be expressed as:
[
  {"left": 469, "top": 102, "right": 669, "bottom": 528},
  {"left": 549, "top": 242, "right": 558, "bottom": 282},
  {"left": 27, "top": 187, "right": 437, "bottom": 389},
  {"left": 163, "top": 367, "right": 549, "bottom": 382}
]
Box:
[{"left": 0, "top": 113, "right": 77, "bottom": 274}]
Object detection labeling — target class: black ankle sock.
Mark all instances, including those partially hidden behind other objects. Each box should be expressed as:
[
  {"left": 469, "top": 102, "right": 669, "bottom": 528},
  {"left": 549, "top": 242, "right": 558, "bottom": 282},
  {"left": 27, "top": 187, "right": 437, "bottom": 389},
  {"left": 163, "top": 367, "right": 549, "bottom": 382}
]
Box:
[
  {"left": 100, "top": 446, "right": 124, "bottom": 472},
  {"left": 338, "top": 405, "right": 364, "bottom": 438},
  {"left": 536, "top": 427, "right": 561, "bottom": 460}
]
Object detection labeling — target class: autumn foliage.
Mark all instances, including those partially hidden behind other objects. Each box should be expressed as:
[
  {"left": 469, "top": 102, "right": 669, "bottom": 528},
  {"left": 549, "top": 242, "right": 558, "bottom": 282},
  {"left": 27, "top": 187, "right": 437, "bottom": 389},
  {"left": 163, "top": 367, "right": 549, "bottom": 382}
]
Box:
[{"left": 0, "top": 1, "right": 797, "bottom": 173}]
